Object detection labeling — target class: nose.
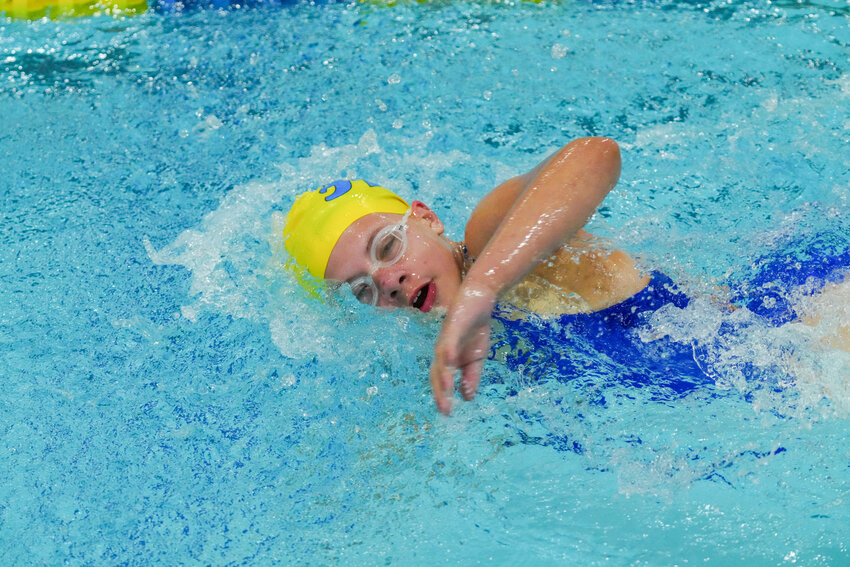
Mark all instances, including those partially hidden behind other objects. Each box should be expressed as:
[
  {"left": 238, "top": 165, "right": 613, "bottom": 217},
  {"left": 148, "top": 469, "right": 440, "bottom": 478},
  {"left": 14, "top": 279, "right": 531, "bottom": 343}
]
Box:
[{"left": 373, "top": 267, "right": 408, "bottom": 306}]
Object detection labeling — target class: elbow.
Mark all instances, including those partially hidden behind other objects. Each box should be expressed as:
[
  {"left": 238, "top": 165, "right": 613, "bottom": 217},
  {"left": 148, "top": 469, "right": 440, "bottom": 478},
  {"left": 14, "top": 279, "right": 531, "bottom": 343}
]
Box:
[
  {"left": 573, "top": 136, "right": 620, "bottom": 164},
  {"left": 593, "top": 136, "right": 620, "bottom": 160},
  {"left": 568, "top": 136, "right": 621, "bottom": 189},
  {"left": 597, "top": 137, "right": 621, "bottom": 184}
]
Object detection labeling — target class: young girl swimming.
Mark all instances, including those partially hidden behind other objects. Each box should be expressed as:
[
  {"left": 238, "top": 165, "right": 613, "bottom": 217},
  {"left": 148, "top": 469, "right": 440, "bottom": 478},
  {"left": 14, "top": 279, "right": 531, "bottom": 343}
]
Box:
[{"left": 282, "top": 137, "right": 849, "bottom": 415}]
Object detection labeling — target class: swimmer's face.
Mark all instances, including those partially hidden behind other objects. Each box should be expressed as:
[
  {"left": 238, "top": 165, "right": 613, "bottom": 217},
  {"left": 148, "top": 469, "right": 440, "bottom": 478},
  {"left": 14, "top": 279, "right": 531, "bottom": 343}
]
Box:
[{"left": 325, "top": 201, "right": 463, "bottom": 312}]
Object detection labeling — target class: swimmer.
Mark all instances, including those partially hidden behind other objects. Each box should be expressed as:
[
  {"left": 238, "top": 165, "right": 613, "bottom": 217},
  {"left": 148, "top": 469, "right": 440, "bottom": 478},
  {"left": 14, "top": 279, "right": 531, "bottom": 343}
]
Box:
[{"left": 282, "top": 137, "right": 850, "bottom": 414}]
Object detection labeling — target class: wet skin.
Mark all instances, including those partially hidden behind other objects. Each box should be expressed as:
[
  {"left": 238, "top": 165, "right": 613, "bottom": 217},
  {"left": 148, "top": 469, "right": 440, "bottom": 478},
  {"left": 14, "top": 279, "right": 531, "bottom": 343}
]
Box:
[
  {"left": 324, "top": 201, "right": 466, "bottom": 312},
  {"left": 326, "top": 137, "right": 658, "bottom": 414},
  {"left": 326, "top": 137, "right": 850, "bottom": 414},
  {"left": 326, "top": 211, "right": 650, "bottom": 315}
]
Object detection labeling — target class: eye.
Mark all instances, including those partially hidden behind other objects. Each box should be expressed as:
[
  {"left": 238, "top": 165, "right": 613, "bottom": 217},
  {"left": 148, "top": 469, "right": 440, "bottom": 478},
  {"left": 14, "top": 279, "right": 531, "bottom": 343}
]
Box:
[
  {"left": 373, "top": 228, "right": 406, "bottom": 265},
  {"left": 377, "top": 234, "right": 401, "bottom": 262},
  {"left": 350, "top": 281, "right": 374, "bottom": 304}
]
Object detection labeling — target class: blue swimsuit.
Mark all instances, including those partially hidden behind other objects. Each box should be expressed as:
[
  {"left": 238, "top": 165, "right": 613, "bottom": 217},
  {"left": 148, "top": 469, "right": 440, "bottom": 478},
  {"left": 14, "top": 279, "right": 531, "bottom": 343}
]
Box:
[{"left": 491, "top": 237, "right": 850, "bottom": 397}]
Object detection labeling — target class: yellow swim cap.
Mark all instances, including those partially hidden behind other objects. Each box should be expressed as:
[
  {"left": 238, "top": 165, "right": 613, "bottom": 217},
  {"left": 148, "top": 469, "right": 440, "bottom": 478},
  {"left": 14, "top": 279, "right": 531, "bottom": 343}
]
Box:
[{"left": 283, "top": 180, "right": 410, "bottom": 278}]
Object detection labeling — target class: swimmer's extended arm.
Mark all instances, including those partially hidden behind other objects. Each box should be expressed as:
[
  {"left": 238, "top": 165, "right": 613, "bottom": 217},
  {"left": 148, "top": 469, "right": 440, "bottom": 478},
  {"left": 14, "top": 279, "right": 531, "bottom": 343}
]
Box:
[{"left": 430, "top": 137, "right": 622, "bottom": 415}]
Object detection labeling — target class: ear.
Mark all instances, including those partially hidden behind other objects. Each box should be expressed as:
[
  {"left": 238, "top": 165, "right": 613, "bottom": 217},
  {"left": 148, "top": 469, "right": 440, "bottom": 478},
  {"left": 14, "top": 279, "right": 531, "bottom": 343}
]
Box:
[{"left": 409, "top": 200, "right": 445, "bottom": 235}]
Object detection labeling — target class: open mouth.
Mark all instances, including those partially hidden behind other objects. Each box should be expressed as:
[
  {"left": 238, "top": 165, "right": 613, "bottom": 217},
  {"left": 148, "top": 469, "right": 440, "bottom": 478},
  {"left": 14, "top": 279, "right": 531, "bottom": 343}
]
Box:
[{"left": 410, "top": 282, "right": 436, "bottom": 313}]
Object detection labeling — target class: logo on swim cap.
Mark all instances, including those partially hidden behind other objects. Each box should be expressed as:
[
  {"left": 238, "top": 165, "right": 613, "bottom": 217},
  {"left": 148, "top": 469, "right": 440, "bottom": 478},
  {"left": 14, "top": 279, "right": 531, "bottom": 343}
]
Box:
[
  {"left": 318, "top": 180, "right": 352, "bottom": 201},
  {"left": 282, "top": 179, "right": 409, "bottom": 279}
]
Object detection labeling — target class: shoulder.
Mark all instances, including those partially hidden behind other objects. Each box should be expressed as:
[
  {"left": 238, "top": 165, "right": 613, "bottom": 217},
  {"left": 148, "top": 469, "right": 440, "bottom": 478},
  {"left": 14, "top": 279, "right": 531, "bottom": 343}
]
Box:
[
  {"left": 463, "top": 174, "right": 528, "bottom": 258},
  {"left": 462, "top": 137, "right": 620, "bottom": 258}
]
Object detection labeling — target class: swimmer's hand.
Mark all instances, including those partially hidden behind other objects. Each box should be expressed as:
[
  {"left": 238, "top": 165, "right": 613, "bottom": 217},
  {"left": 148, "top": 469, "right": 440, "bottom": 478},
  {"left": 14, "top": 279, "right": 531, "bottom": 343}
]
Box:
[
  {"left": 431, "top": 137, "right": 622, "bottom": 414},
  {"left": 430, "top": 282, "right": 496, "bottom": 415}
]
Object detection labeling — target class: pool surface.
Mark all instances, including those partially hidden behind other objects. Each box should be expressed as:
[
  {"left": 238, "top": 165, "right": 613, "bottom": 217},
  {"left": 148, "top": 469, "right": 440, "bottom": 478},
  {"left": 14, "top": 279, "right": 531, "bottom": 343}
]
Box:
[{"left": 2, "top": 0, "right": 849, "bottom": 564}]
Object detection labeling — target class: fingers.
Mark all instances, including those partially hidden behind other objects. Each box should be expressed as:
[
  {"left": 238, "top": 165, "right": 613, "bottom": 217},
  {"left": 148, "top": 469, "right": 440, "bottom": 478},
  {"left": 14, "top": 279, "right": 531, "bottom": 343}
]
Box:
[
  {"left": 430, "top": 323, "right": 491, "bottom": 415},
  {"left": 459, "top": 330, "right": 488, "bottom": 401},
  {"left": 459, "top": 357, "right": 484, "bottom": 401},
  {"left": 429, "top": 352, "right": 455, "bottom": 416}
]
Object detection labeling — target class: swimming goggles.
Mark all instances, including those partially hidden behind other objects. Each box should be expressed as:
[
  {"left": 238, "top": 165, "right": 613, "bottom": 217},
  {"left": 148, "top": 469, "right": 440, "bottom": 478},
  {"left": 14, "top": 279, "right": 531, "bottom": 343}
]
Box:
[{"left": 348, "top": 209, "right": 412, "bottom": 306}]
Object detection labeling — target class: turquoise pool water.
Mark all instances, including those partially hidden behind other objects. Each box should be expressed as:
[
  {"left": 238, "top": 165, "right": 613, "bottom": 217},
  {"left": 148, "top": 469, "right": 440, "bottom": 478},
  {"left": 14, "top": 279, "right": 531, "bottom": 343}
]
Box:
[{"left": 2, "top": 0, "right": 849, "bottom": 564}]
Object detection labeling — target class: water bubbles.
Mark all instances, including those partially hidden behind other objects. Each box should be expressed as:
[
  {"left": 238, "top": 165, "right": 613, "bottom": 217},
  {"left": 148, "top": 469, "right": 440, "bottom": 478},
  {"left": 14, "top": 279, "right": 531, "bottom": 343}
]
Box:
[
  {"left": 180, "top": 305, "right": 198, "bottom": 322},
  {"left": 387, "top": 73, "right": 401, "bottom": 84},
  {"left": 640, "top": 279, "right": 850, "bottom": 419},
  {"left": 551, "top": 44, "right": 568, "bottom": 59},
  {"left": 762, "top": 94, "right": 779, "bottom": 111},
  {"left": 204, "top": 114, "right": 223, "bottom": 130}
]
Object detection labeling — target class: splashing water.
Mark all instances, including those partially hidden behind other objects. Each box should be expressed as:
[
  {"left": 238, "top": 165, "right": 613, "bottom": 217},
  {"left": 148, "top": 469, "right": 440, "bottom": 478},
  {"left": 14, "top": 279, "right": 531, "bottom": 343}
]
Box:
[{"left": 3, "top": 0, "right": 850, "bottom": 564}]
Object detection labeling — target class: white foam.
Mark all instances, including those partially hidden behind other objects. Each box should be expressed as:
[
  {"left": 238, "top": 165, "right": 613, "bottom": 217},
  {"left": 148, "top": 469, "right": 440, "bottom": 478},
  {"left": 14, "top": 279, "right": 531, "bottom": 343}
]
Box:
[
  {"left": 144, "top": 128, "right": 849, "bottom": 418},
  {"left": 143, "top": 130, "right": 510, "bottom": 362},
  {"left": 641, "top": 283, "right": 850, "bottom": 418},
  {"left": 144, "top": 131, "right": 391, "bottom": 359}
]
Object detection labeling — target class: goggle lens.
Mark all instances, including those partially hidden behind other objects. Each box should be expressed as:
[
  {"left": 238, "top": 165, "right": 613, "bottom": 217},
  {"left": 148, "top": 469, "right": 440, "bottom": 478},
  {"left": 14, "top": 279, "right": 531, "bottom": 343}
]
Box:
[
  {"left": 371, "top": 227, "right": 406, "bottom": 266},
  {"left": 349, "top": 210, "right": 411, "bottom": 306},
  {"left": 349, "top": 276, "right": 377, "bottom": 306}
]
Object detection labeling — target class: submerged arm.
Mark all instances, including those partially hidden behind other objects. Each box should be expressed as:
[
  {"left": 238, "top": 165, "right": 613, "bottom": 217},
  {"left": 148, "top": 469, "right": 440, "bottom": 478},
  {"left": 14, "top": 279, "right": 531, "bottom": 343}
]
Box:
[{"left": 430, "top": 137, "right": 622, "bottom": 415}]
